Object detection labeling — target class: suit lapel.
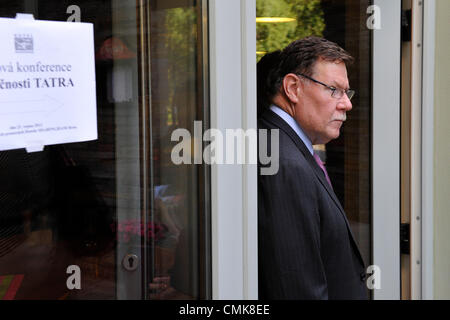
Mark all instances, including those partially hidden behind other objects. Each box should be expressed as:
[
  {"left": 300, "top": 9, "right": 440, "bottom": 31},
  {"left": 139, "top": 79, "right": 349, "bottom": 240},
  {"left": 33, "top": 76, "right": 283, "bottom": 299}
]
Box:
[{"left": 262, "top": 109, "right": 365, "bottom": 266}]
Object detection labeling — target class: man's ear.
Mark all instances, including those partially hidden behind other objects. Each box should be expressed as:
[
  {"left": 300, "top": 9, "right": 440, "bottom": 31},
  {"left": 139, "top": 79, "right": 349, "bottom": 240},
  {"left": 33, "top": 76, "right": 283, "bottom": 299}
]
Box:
[{"left": 282, "top": 73, "right": 301, "bottom": 104}]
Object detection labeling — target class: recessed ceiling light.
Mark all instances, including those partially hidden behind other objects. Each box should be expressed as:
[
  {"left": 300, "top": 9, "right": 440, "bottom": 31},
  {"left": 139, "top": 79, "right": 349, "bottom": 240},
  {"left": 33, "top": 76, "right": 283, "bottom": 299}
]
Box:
[{"left": 256, "top": 17, "right": 296, "bottom": 23}]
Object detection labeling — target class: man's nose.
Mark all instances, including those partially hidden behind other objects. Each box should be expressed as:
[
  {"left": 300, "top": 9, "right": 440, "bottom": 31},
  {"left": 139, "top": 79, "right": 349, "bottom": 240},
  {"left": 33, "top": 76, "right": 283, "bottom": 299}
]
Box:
[{"left": 338, "top": 94, "right": 352, "bottom": 111}]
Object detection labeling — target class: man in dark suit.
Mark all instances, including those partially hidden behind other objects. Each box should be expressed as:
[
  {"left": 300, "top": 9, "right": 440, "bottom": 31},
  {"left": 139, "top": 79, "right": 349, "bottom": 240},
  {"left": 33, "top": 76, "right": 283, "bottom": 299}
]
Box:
[{"left": 258, "top": 37, "right": 368, "bottom": 299}]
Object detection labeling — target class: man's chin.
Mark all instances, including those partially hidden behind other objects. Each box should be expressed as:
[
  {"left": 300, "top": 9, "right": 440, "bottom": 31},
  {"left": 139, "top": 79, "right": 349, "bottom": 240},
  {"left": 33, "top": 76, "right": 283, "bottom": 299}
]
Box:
[
  {"left": 313, "top": 129, "right": 341, "bottom": 144},
  {"left": 322, "top": 131, "right": 340, "bottom": 144}
]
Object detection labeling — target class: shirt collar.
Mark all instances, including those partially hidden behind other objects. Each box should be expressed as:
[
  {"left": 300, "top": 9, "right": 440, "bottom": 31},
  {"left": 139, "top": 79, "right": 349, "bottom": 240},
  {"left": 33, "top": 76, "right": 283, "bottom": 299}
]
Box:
[{"left": 270, "top": 104, "right": 314, "bottom": 155}]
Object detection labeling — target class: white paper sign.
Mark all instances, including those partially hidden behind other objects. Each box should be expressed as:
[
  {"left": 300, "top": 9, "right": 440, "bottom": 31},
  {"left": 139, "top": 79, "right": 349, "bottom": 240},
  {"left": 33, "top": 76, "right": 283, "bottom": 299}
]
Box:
[{"left": 0, "top": 14, "right": 97, "bottom": 152}]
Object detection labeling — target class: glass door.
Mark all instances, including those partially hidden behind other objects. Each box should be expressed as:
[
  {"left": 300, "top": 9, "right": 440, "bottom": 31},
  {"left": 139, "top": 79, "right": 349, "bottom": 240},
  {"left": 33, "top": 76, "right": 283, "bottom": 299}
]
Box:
[{"left": 0, "top": 0, "right": 210, "bottom": 300}]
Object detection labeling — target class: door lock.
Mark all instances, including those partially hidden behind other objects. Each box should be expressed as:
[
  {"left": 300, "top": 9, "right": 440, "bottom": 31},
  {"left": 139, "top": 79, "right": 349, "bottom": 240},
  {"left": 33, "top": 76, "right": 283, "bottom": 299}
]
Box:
[{"left": 122, "top": 254, "right": 139, "bottom": 271}]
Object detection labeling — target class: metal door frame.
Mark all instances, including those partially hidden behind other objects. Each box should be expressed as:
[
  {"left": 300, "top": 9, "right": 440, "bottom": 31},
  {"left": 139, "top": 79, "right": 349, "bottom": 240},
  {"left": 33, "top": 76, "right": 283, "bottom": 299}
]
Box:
[{"left": 372, "top": 0, "right": 401, "bottom": 300}]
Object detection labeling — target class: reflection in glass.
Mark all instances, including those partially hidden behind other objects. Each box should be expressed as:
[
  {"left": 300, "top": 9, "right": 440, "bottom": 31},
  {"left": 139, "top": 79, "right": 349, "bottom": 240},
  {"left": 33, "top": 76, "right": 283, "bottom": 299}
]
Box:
[
  {"left": 148, "top": 0, "right": 207, "bottom": 300},
  {"left": 256, "top": 0, "right": 325, "bottom": 60}
]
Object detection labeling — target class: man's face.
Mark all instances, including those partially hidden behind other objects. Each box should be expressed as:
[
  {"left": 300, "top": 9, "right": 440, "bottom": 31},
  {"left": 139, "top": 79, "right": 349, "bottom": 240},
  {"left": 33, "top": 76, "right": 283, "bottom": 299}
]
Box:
[{"left": 294, "top": 59, "right": 352, "bottom": 145}]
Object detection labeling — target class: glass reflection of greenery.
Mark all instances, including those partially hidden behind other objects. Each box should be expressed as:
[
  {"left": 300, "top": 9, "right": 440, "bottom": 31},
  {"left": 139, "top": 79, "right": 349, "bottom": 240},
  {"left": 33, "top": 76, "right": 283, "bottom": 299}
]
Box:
[
  {"left": 256, "top": 0, "right": 325, "bottom": 61},
  {"left": 165, "top": 7, "right": 197, "bottom": 127}
]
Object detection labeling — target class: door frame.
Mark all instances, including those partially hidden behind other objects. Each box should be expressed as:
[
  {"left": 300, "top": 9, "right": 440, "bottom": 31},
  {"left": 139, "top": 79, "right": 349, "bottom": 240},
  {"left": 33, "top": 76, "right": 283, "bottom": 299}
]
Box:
[
  {"left": 209, "top": 0, "right": 258, "bottom": 299},
  {"left": 372, "top": 0, "right": 402, "bottom": 300},
  {"left": 209, "top": 0, "right": 421, "bottom": 300}
]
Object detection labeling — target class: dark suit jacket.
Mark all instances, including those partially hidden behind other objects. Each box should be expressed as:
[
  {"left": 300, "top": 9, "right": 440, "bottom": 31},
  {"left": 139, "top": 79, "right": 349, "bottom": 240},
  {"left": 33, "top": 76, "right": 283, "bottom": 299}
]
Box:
[{"left": 258, "top": 109, "right": 368, "bottom": 300}]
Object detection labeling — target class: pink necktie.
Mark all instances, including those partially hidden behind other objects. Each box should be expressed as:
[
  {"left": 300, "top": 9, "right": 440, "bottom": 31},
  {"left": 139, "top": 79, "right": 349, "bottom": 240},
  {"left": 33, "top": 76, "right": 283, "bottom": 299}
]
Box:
[{"left": 313, "top": 153, "right": 333, "bottom": 188}]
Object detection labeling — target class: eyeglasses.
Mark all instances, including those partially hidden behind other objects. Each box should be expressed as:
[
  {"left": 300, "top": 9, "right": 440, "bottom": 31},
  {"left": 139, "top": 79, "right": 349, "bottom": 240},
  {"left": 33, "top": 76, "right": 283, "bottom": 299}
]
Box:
[{"left": 297, "top": 73, "right": 355, "bottom": 100}]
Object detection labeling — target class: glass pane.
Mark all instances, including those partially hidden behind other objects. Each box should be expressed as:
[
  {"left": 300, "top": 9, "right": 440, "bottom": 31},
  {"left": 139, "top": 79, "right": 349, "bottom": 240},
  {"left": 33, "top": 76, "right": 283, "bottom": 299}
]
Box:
[
  {"left": 257, "top": 0, "right": 372, "bottom": 296},
  {"left": 0, "top": 0, "right": 209, "bottom": 300},
  {"left": 148, "top": 0, "right": 210, "bottom": 300},
  {"left": 320, "top": 0, "right": 372, "bottom": 280}
]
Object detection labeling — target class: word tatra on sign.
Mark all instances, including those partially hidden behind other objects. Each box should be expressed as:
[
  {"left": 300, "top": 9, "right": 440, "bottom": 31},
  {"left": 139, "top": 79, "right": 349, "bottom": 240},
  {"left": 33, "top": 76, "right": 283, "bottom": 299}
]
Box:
[{"left": 0, "top": 78, "right": 74, "bottom": 90}]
